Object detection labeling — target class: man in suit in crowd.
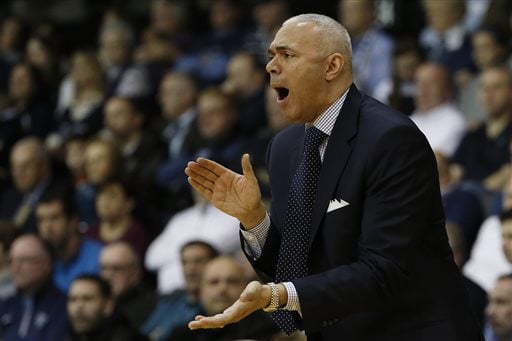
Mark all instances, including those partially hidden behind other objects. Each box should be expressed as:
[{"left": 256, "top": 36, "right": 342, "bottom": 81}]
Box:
[{"left": 185, "top": 13, "right": 482, "bottom": 340}]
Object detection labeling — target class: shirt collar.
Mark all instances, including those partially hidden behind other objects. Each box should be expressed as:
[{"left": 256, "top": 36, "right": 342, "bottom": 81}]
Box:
[{"left": 307, "top": 88, "right": 349, "bottom": 135}]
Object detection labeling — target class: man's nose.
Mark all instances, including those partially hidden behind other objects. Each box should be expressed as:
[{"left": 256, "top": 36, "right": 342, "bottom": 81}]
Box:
[{"left": 266, "top": 57, "right": 279, "bottom": 74}]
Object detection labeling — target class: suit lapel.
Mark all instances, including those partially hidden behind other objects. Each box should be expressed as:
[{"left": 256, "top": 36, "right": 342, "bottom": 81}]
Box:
[{"left": 309, "top": 85, "right": 362, "bottom": 249}]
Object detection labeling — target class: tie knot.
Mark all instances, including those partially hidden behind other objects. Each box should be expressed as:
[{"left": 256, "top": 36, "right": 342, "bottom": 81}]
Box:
[{"left": 304, "top": 126, "right": 327, "bottom": 150}]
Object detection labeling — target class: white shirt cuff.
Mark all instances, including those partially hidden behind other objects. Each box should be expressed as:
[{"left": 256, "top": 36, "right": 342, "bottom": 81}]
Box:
[
  {"left": 282, "top": 281, "right": 301, "bottom": 313},
  {"left": 240, "top": 213, "right": 270, "bottom": 258}
]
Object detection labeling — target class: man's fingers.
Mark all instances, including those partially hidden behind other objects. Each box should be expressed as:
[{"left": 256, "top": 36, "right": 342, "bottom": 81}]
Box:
[
  {"left": 187, "top": 177, "right": 212, "bottom": 199},
  {"left": 241, "top": 154, "right": 257, "bottom": 181},
  {"left": 188, "top": 312, "right": 233, "bottom": 330},
  {"left": 186, "top": 161, "right": 220, "bottom": 183}
]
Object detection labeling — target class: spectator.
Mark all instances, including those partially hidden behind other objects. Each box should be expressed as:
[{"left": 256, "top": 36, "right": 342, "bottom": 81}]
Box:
[
  {"left": 221, "top": 51, "right": 268, "bottom": 135},
  {"left": 102, "top": 96, "right": 165, "bottom": 228},
  {"left": 374, "top": 38, "right": 423, "bottom": 116},
  {"left": 65, "top": 274, "right": 148, "bottom": 341},
  {"left": 445, "top": 222, "right": 487, "bottom": 327},
  {"left": 419, "top": 0, "right": 473, "bottom": 79},
  {"left": 484, "top": 273, "right": 512, "bottom": 341},
  {"left": 99, "top": 242, "right": 157, "bottom": 330},
  {"left": 458, "top": 26, "right": 509, "bottom": 126},
  {"left": 0, "top": 234, "right": 68, "bottom": 340},
  {"left": 25, "top": 34, "right": 61, "bottom": 98},
  {"left": 452, "top": 66, "right": 512, "bottom": 189},
  {"left": 98, "top": 22, "right": 150, "bottom": 98},
  {"left": 410, "top": 62, "right": 467, "bottom": 157},
  {"left": 0, "top": 220, "right": 17, "bottom": 300},
  {"left": 141, "top": 240, "right": 218, "bottom": 341},
  {"left": 338, "top": 0, "right": 394, "bottom": 97},
  {"left": 75, "top": 137, "right": 122, "bottom": 226},
  {"left": 0, "top": 137, "right": 63, "bottom": 233},
  {"left": 435, "top": 151, "right": 483, "bottom": 251},
  {"left": 145, "top": 191, "right": 240, "bottom": 294},
  {"left": 36, "top": 186, "right": 103, "bottom": 292},
  {"left": 464, "top": 177, "right": 512, "bottom": 291},
  {"left": 168, "top": 255, "right": 279, "bottom": 340},
  {"left": 50, "top": 50, "right": 105, "bottom": 150},
  {"left": 86, "top": 179, "right": 148, "bottom": 258}
]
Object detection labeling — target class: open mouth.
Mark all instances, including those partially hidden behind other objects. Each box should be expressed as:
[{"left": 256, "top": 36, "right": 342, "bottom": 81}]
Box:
[{"left": 275, "top": 87, "right": 289, "bottom": 101}]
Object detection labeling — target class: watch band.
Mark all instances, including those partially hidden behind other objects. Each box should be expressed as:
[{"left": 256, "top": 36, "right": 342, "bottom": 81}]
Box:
[{"left": 262, "top": 282, "right": 280, "bottom": 312}]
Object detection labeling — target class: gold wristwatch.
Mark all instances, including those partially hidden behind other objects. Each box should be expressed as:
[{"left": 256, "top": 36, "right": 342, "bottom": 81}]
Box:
[{"left": 262, "top": 282, "right": 280, "bottom": 312}]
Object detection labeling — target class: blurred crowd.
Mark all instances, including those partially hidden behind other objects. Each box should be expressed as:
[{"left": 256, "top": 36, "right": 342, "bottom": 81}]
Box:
[{"left": 0, "top": 0, "right": 512, "bottom": 340}]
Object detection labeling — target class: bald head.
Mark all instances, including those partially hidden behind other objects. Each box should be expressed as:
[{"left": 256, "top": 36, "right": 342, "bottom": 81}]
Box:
[
  {"left": 99, "top": 242, "right": 141, "bottom": 297},
  {"left": 10, "top": 234, "right": 52, "bottom": 293},
  {"left": 10, "top": 137, "right": 49, "bottom": 193},
  {"left": 283, "top": 14, "right": 352, "bottom": 74},
  {"left": 414, "top": 62, "right": 452, "bottom": 111}
]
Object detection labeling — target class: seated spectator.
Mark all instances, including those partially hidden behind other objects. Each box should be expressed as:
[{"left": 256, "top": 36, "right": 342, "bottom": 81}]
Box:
[
  {"left": 25, "top": 33, "right": 61, "bottom": 99},
  {"left": 445, "top": 222, "right": 487, "bottom": 327},
  {"left": 75, "top": 137, "right": 122, "bottom": 226},
  {"left": 155, "top": 87, "right": 249, "bottom": 194},
  {"left": 86, "top": 179, "right": 148, "bottom": 258},
  {"left": 458, "top": 26, "right": 509, "bottom": 126},
  {"left": 99, "top": 242, "right": 157, "bottom": 330},
  {"left": 221, "top": 51, "right": 268, "bottom": 135},
  {"left": 63, "top": 135, "right": 88, "bottom": 187},
  {"left": 0, "top": 137, "right": 67, "bottom": 233},
  {"left": 141, "top": 240, "right": 218, "bottom": 340},
  {"left": 102, "top": 96, "right": 165, "bottom": 231},
  {"left": 65, "top": 274, "right": 148, "bottom": 341},
  {"left": 464, "top": 177, "right": 512, "bottom": 291},
  {"left": 0, "top": 234, "right": 68, "bottom": 340},
  {"left": 436, "top": 151, "right": 483, "bottom": 250},
  {"left": 174, "top": 0, "right": 247, "bottom": 85},
  {"left": 0, "top": 220, "right": 17, "bottom": 300},
  {"left": 145, "top": 191, "right": 240, "bottom": 294},
  {"left": 484, "top": 273, "right": 512, "bottom": 341},
  {"left": 98, "top": 22, "right": 150, "bottom": 99},
  {"left": 410, "top": 62, "right": 467, "bottom": 157},
  {"left": 374, "top": 38, "right": 422, "bottom": 116},
  {"left": 419, "top": 0, "right": 473, "bottom": 78},
  {"left": 49, "top": 50, "right": 105, "bottom": 150},
  {"left": 452, "top": 66, "right": 512, "bottom": 190},
  {"left": 338, "top": 0, "right": 394, "bottom": 97},
  {"left": 168, "top": 255, "right": 279, "bottom": 340},
  {"left": 36, "top": 186, "right": 103, "bottom": 292}
]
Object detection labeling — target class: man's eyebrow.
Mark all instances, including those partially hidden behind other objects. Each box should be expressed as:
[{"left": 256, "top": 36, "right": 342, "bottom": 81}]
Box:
[{"left": 268, "top": 45, "right": 294, "bottom": 54}]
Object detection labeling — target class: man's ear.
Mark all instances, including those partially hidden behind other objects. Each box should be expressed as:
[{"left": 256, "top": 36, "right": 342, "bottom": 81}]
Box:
[{"left": 325, "top": 53, "right": 344, "bottom": 81}]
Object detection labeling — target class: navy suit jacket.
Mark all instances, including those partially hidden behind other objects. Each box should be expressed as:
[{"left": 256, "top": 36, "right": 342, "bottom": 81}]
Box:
[{"left": 247, "top": 86, "right": 483, "bottom": 340}]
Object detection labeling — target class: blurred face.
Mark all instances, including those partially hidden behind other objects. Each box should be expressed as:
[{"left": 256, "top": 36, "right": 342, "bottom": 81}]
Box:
[
  {"left": 104, "top": 98, "right": 139, "bottom": 137},
  {"left": 210, "top": 0, "right": 239, "bottom": 30},
  {"left": 36, "top": 200, "right": 72, "bottom": 249},
  {"left": 99, "top": 245, "right": 139, "bottom": 297},
  {"left": 159, "top": 74, "right": 195, "bottom": 120},
  {"left": 68, "top": 280, "right": 111, "bottom": 334},
  {"left": 151, "top": 1, "right": 181, "bottom": 34},
  {"left": 338, "top": 0, "right": 374, "bottom": 37},
  {"left": 267, "top": 21, "right": 334, "bottom": 123},
  {"left": 84, "top": 142, "right": 113, "bottom": 185},
  {"left": 100, "top": 30, "right": 129, "bottom": 66},
  {"left": 0, "top": 18, "right": 21, "bottom": 49},
  {"left": 181, "top": 244, "right": 214, "bottom": 296},
  {"left": 65, "top": 139, "right": 86, "bottom": 177},
  {"left": 9, "top": 64, "right": 35, "bottom": 101},
  {"left": 197, "top": 93, "right": 235, "bottom": 139},
  {"left": 224, "top": 55, "right": 256, "bottom": 96},
  {"left": 423, "top": 0, "right": 462, "bottom": 33},
  {"left": 254, "top": 1, "right": 287, "bottom": 31},
  {"left": 502, "top": 219, "right": 512, "bottom": 263},
  {"left": 478, "top": 69, "right": 512, "bottom": 118},
  {"left": 472, "top": 31, "right": 505, "bottom": 70},
  {"left": 10, "top": 143, "right": 46, "bottom": 193},
  {"left": 26, "top": 38, "right": 51, "bottom": 69},
  {"left": 414, "top": 64, "right": 450, "bottom": 111},
  {"left": 96, "top": 183, "right": 132, "bottom": 221},
  {"left": 200, "top": 257, "right": 246, "bottom": 315},
  {"left": 71, "top": 55, "right": 99, "bottom": 88},
  {"left": 395, "top": 51, "right": 421, "bottom": 82},
  {"left": 486, "top": 279, "right": 512, "bottom": 337},
  {"left": 9, "top": 236, "right": 51, "bottom": 292}
]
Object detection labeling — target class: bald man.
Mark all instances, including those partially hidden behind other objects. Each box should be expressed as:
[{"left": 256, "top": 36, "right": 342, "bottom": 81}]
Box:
[
  {"left": 186, "top": 13, "right": 482, "bottom": 340},
  {"left": 0, "top": 234, "right": 68, "bottom": 340},
  {"left": 99, "top": 242, "right": 157, "bottom": 329}
]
